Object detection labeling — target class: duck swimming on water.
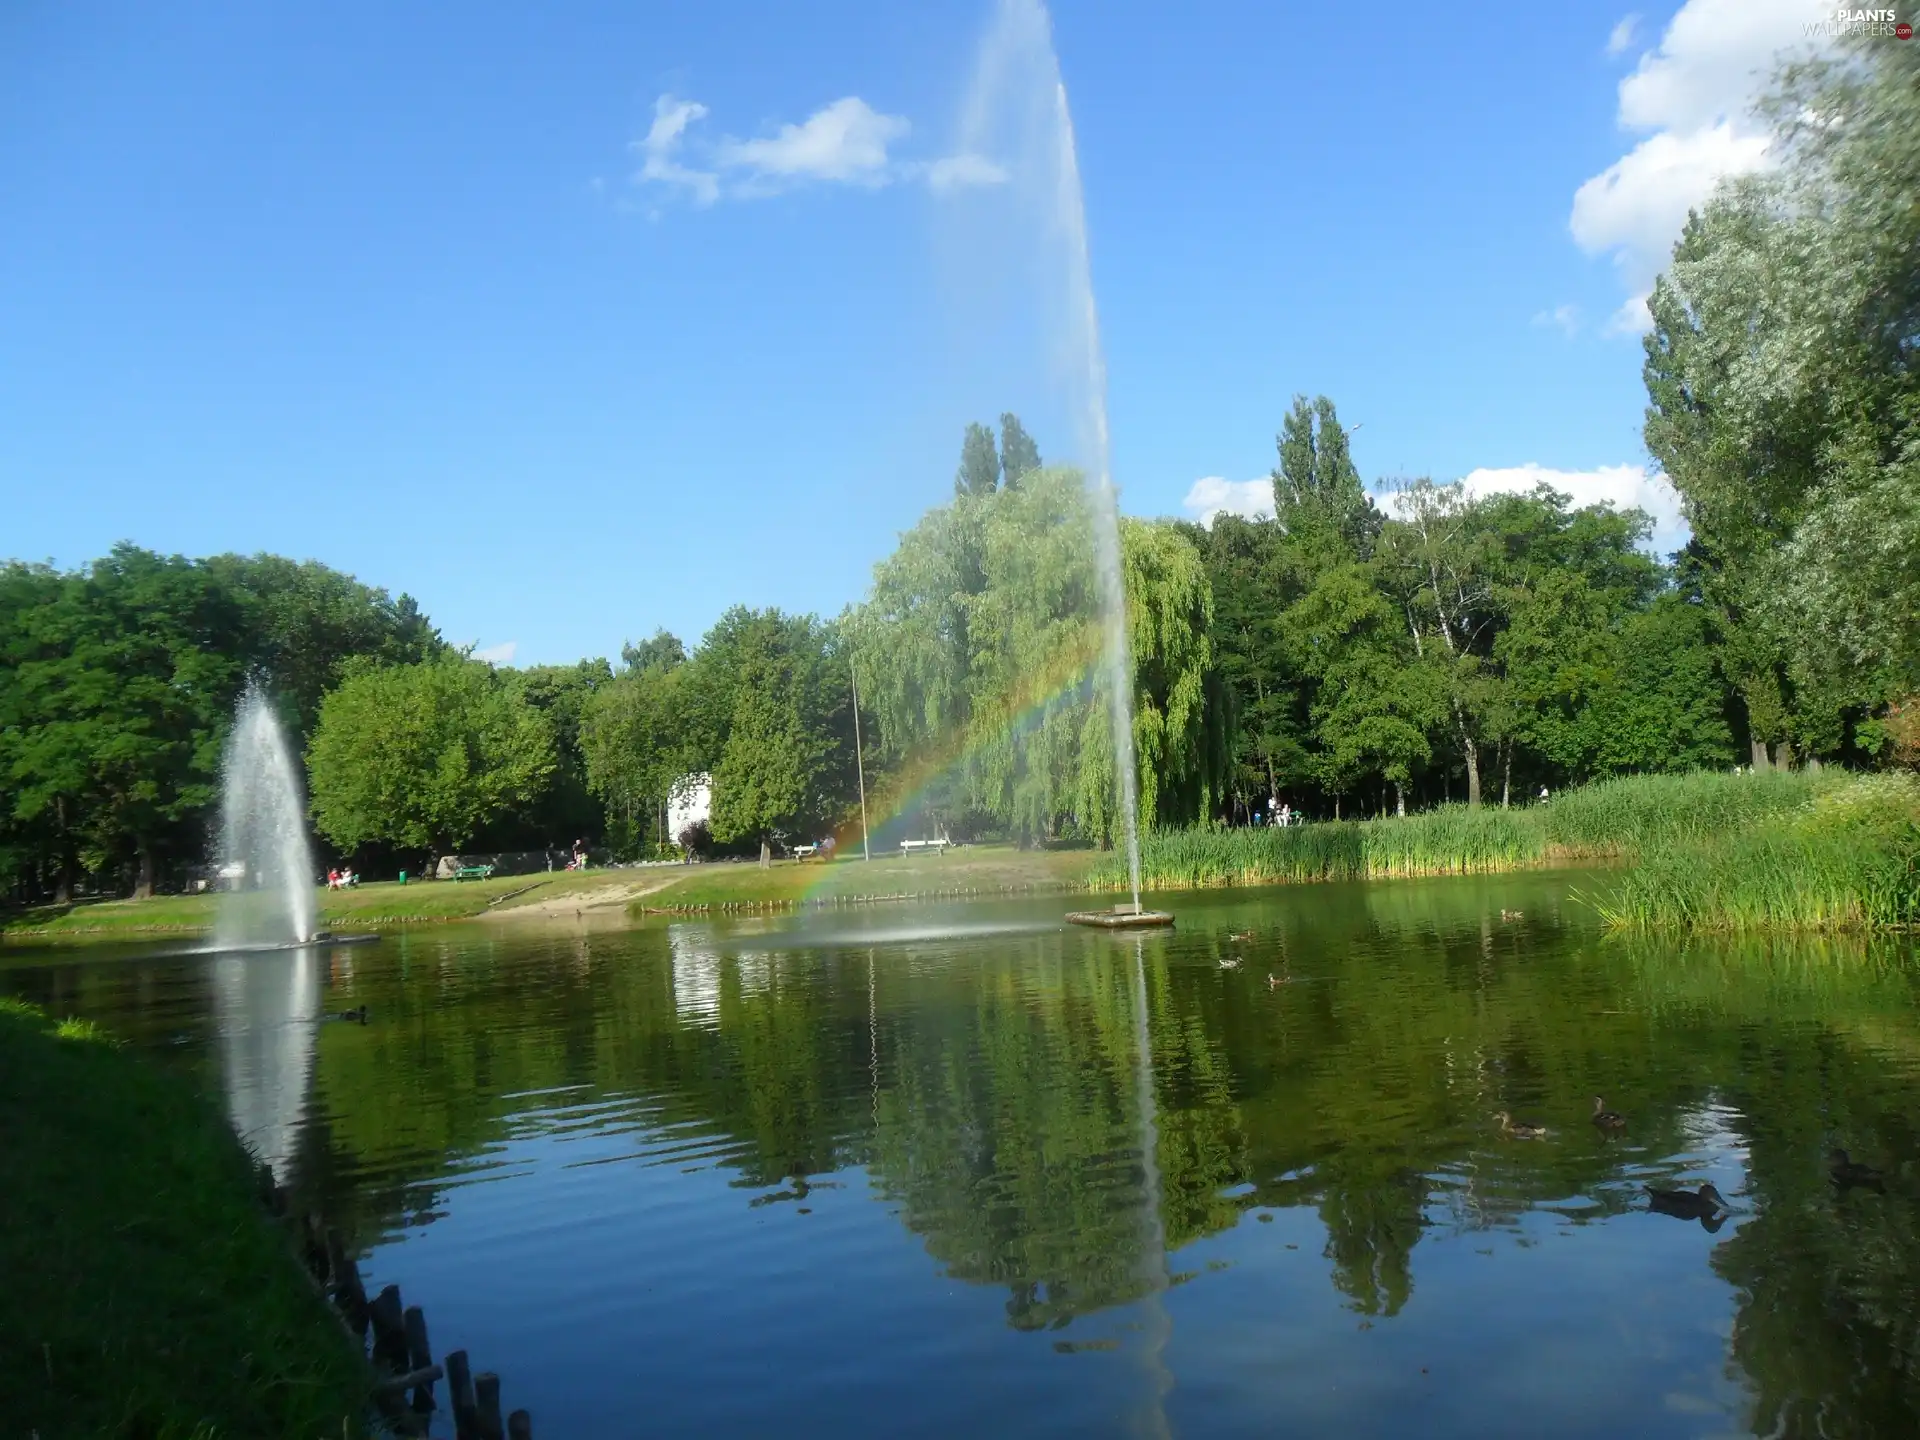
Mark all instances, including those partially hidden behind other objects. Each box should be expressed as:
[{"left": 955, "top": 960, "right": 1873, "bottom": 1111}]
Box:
[
  {"left": 330, "top": 1005, "right": 368, "bottom": 1024},
  {"left": 1645, "top": 1182, "right": 1728, "bottom": 1217},
  {"left": 1494, "top": 1112, "right": 1548, "bottom": 1140},
  {"left": 1591, "top": 1096, "right": 1627, "bottom": 1132}
]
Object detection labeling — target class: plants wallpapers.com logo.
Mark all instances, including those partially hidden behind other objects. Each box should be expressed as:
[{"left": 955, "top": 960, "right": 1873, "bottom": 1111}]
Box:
[{"left": 1807, "top": 8, "right": 1914, "bottom": 37}]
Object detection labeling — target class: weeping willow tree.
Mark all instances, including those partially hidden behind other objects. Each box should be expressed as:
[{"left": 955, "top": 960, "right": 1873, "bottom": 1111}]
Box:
[{"left": 850, "top": 466, "right": 1227, "bottom": 846}]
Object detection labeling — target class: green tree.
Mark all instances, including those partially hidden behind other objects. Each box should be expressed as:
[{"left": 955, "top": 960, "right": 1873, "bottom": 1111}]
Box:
[
  {"left": 708, "top": 624, "right": 839, "bottom": 859},
  {"left": 998, "top": 413, "right": 1042, "bottom": 490},
  {"left": 306, "top": 654, "right": 555, "bottom": 858},
  {"left": 1643, "top": 35, "right": 1919, "bottom": 759},
  {"left": 621, "top": 629, "right": 687, "bottom": 674},
  {"left": 955, "top": 421, "right": 1000, "bottom": 498},
  {"left": 203, "top": 552, "right": 442, "bottom": 738},
  {"left": 503, "top": 659, "right": 612, "bottom": 847},
  {"left": 582, "top": 661, "right": 703, "bottom": 855}
]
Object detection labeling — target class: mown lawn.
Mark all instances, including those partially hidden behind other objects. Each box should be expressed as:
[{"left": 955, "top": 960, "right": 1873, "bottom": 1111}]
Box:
[
  {"left": 1, "top": 868, "right": 656, "bottom": 940},
  {"left": 0, "top": 997, "right": 369, "bottom": 1438},
  {"left": 637, "top": 843, "right": 1097, "bottom": 910}
]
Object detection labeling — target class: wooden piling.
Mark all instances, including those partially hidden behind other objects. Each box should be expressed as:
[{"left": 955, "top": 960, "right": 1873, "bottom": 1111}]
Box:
[
  {"left": 403, "top": 1304, "right": 435, "bottom": 1409},
  {"left": 507, "top": 1410, "right": 533, "bottom": 1440},
  {"left": 368, "top": 1283, "right": 408, "bottom": 1369},
  {"left": 324, "top": 1229, "right": 369, "bottom": 1336},
  {"left": 445, "top": 1349, "right": 478, "bottom": 1440},
  {"left": 475, "top": 1371, "right": 505, "bottom": 1440}
]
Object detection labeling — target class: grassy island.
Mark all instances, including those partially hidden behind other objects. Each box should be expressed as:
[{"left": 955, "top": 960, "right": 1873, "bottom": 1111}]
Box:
[{"left": 0, "top": 999, "right": 368, "bottom": 1438}]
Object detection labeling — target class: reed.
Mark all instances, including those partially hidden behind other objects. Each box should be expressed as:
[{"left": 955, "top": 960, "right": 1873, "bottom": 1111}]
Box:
[
  {"left": 1092, "top": 804, "right": 1546, "bottom": 890},
  {"left": 1096, "top": 770, "right": 1904, "bottom": 917},
  {"left": 1543, "top": 769, "right": 1830, "bottom": 855},
  {"left": 1594, "top": 773, "right": 1920, "bottom": 933}
]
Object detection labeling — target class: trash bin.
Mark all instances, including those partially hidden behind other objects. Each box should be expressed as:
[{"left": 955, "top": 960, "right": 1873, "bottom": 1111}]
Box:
[{"left": 399, "top": 871, "right": 408, "bottom": 885}]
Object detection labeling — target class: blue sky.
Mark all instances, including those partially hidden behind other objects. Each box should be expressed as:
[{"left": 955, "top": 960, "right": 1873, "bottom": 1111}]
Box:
[{"left": 0, "top": 0, "right": 1828, "bottom": 665}]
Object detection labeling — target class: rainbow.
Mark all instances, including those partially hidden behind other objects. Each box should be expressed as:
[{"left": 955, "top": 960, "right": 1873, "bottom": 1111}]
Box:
[{"left": 809, "top": 621, "right": 1107, "bottom": 893}]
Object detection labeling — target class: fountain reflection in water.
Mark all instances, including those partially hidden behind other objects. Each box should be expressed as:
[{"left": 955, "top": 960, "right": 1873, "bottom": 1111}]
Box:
[
  {"left": 215, "top": 685, "right": 318, "bottom": 950},
  {"left": 212, "top": 949, "right": 320, "bottom": 1184}
]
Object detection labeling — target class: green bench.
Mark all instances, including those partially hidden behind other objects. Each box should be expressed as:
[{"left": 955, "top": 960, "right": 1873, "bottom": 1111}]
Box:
[{"left": 453, "top": 864, "right": 495, "bottom": 882}]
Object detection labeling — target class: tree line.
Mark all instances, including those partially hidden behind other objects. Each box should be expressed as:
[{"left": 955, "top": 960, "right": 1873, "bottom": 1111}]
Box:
[{"left": 2, "top": 36, "right": 1911, "bottom": 901}]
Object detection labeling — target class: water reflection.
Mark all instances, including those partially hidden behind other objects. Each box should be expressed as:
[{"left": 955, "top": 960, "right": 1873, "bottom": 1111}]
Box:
[
  {"left": 211, "top": 947, "right": 320, "bottom": 1182},
  {"left": 7, "top": 875, "right": 1920, "bottom": 1436}
]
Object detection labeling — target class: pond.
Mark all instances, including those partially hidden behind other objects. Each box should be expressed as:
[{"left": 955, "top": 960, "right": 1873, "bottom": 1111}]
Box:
[{"left": 7, "top": 871, "right": 1920, "bottom": 1437}]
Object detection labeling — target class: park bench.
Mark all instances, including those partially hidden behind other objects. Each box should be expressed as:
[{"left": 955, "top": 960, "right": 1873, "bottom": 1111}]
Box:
[
  {"left": 454, "top": 864, "right": 495, "bottom": 882},
  {"left": 899, "top": 837, "right": 951, "bottom": 854},
  {"left": 792, "top": 843, "right": 819, "bottom": 859}
]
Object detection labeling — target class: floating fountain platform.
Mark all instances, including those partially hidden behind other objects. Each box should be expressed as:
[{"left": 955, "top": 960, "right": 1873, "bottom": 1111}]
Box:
[{"left": 1066, "top": 904, "right": 1174, "bottom": 930}]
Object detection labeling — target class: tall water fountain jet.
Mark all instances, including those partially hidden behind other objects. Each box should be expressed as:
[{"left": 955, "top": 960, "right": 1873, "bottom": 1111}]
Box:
[
  {"left": 958, "top": 0, "right": 1143, "bottom": 911},
  {"left": 215, "top": 685, "right": 319, "bottom": 949}
]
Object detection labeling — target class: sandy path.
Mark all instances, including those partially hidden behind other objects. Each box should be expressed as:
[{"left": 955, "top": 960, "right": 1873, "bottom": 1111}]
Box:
[{"left": 481, "top": 873, "right": 684, "bottom": 921}]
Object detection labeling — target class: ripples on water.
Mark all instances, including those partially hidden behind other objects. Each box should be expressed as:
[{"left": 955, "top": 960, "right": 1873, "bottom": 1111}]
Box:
[{"left": 8, "top": 872, "right": 1920, "bottom": 1437}]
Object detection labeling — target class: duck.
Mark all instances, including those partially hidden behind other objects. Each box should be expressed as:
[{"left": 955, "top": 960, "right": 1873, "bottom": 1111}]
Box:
[
  {"left": 330, "top": 1005, "right": 368, "bottom": 1024},
  {"left": 1830, "top": 1148, "right": 1886, "bottom": 1192},
  {"left": 1218, "top": 957, "right": 1242, "bottom": 971},
  {"left": 1227, "top": 930, "right": 1255, "bottom": 943},
  {"left": 1591, "top": 1096, "right": 1627, "bottom": 1132},
  {"left": 1494, "top": 1111, "right": 1548, "bottom": 1140},
  {"left": 1645, "top": 1182, "right": 1729, "bottom": 1219},
  {"left": 1499, "top": 909, "right": 1523, "bottom": 922},
  {"left": 1267, "top": 972, "right": 1291, "bottom": 989}
]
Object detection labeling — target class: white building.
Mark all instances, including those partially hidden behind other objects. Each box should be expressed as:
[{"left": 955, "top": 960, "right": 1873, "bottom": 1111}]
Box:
[{"left": 667, "top": 772, "right": 713, "bottom": 848}]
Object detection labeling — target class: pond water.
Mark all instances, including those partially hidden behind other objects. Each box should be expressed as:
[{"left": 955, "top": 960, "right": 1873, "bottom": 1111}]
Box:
[{"left": 8, "top": 872, "right": 1920, "bottom": 1437}]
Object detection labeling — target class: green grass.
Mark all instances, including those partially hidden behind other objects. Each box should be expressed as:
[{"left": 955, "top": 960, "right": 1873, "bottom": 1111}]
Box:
[
  {"left": 1091, "top": 769, "right": 1895, "bottom": 926},
  {"left": 637, "top": 844, "right": 1096, "bottom": 911},
  {"left": 0, "top": 998, "right": 369, "bottom": 1438},
  {"left": 1088, "top": 806, "right": 1547, "bottom": 891},
  {"left": 2, "top": 868, "right": 646, "bottom": 940},
  {"left": 1593, "top": 772, "right": 1920, "bottom": 933},
  {"left": 1543, "top": 768, "right": 1828, "bottom": 854}
]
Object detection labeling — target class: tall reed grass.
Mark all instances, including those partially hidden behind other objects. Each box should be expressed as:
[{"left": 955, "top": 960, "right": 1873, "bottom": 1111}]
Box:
[
  {"left": 1543, "top": 769, "right": 1828, "bottom": 855},
  {"left": 1594, "top": 773, "right": 1920, "bottom": 932},
  {"left": 1092, "top": 802, "right": 1547, "bottom": 890},
  {"left": 1092, "top": 770, "right": 1909, "bottom": 931}
]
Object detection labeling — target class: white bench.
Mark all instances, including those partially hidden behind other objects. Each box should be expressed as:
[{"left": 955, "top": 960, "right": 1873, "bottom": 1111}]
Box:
[
  {"left": 792, "top": 843, "right": 818, "bottom": 859},
  {"left": 899, "top": 837, "right": 951, "bottom": 853}
]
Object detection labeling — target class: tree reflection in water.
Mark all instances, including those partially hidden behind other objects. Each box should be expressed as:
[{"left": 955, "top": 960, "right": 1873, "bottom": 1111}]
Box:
[{"left": 13, "top": 876, "right": 1920, "bottom": 1433}]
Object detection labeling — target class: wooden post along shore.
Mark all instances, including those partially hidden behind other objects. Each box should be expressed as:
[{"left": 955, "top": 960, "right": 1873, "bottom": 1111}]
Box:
[{"left": 257, "top": 1163, "right": 534, "bottom": 1437}]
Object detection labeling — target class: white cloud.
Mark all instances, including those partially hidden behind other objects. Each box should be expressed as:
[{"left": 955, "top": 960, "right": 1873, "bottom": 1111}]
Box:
[
  {"left": 632, "top": 93, "right": 1005, "bottom": 206},
  {"left": 1182, "top": 476, "right": 1273, "bottom": 526},
  {"left": 1531, "top": 303, "right": 1581, "bottom": 336},
  {"left": 1606, "top": 14, "right": 1640, "bottom": 57},
  {"left": 473, "top": 641, "right": 519, "bottom": 666},
  {"left": 1457, "top": 463, "right": 1689, "bottom": 555},
  {"left": 717, "top": 97, "right": 907, "bottom": 186},
  {"left": 633, "top": 94, "right": 720, "bottom": 205},
  {"left": 1570, "top": 0, "right": 1827, "bottom": 334}
]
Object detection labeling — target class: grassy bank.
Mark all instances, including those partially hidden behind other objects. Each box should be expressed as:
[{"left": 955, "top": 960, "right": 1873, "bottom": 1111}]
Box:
[
  {"left": 636, "top": 844, "right": 1096, "bottom": 911},
  {"left": 1090, "top": 770, "right": 1832, "bottom": 891},
  {"left": 0, "top": 998, "right": 368, "bottom": 1437},
  {"left": 1595, "top": 773, "right": 1920, "bottom": 933},
  {"left": 2, "top": 868, "right": 649, "bottom": 941}
]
